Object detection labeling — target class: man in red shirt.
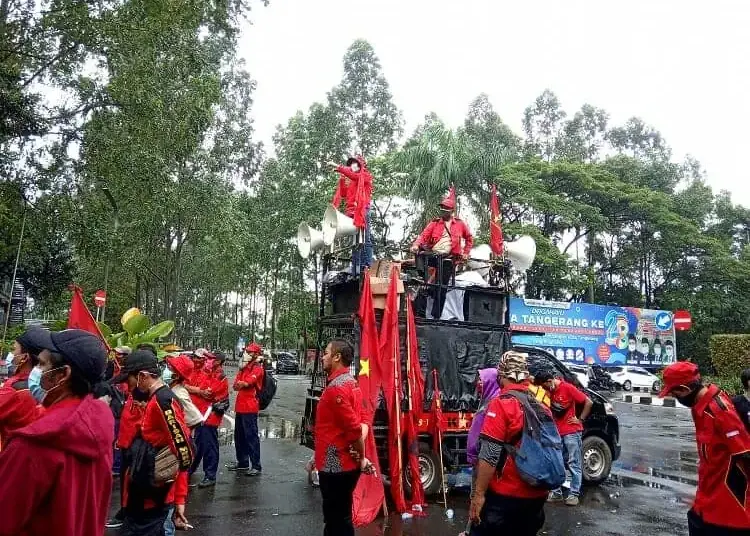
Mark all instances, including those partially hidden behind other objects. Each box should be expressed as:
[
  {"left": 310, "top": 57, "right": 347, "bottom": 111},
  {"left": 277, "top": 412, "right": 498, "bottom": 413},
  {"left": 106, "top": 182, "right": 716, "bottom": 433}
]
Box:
[
  {"left": 186, "top": 350, "right": 229, "bottom": 488},
  {"left": 328, "top": 155, "right": 374, "bottom": 274},
  {"left": 113, "top": 349, "right": 194, "bottom": 536},
  {"left": 227, "top": 342, "right": 265, "bottom": 476},
  {"left": 314, "top": 339, "right": 370, "bottom": 536},
  {"left": 0, "top": 329, "right": 114, "bottom": 536},
  {"left": 535, "top": 369, "right": 593, "bottom": 505},
  {"left": 410, "top": 188, "right": 473, "bottom": 318},
  {"left": 470, "top": 351, "right": 551, "bottom": 535},
  {"left": 660, "top": 361, "right": 750, "bottom": 535}
]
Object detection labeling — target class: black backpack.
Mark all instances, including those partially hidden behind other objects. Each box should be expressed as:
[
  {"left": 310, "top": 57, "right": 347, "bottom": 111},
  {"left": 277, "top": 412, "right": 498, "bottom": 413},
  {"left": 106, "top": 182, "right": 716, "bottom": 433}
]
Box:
[{"left": 257, "top": 366, "right": 277, "bottom": 410}]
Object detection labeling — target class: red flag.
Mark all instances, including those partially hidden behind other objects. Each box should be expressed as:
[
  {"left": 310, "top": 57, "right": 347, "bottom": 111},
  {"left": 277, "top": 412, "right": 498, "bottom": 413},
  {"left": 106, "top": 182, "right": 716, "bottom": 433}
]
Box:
[
  {"left": 379, "top": 268, "right": 407, "bottom": 513},
  {"left": 405, "top": 297, "right": 426, "bottom": 512},
  {"left": 353, "top": 270, "right": 386, "bottom": 527},
  {"left": 67, "top": 286, "right": 109, "bottom": 349},
  {"left": 490, "top": 184, "right": 504, "bottom": 255},
  {"left": 431, "top": 369, "right": 446, "bottom": 452}
]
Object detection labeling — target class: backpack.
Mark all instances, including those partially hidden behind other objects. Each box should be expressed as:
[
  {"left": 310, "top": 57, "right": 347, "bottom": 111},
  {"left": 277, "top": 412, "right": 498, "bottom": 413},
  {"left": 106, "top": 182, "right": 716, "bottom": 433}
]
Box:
[
  {"left": 498, "top": 390, "right": 566, "bottom": 490},
  {"left": 257, "top": 366, "right": 277, "bottom": 410}
]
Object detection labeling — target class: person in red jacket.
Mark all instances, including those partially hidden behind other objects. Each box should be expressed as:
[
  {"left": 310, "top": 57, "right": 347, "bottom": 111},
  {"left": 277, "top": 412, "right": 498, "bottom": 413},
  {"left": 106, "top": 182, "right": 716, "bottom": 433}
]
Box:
[
  {"left": 187, "top": 350, "right": 229, "bottom": 487},
  {"left": 660, "top": 361, "right": 750, "bottom": 535},
  {"left": 112, "top": 349, "right": 194, "bottom": 536},
  {"left": 314, "top": 339, "right": 371, "bottom": 536},
  {"left": 227, "top": 342, "right": 266, "bottom": 476},
  {"left": 0, "top": 329, "right": 114, "bottom": 536},
  {"left": 3, "top": 328, "right": 45, "bottom": 390},
  {"left": 470, "top": 351, "right": 550, "bottom": 535},
  {"left": 328, "top": 155, "right": 374, "bottom": 274},
  {"left": 0, "top": 387, "right": 41, "bottom": 449},
  {"left": 410, "top": 188, "right": 473, "bottom": 318}
]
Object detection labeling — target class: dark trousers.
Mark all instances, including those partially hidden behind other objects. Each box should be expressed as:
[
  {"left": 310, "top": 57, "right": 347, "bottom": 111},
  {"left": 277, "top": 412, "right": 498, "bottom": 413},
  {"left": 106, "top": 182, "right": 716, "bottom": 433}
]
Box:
[
  {"left": 688, "top": 509, "right": 749, "bottom": 536},
  {"left": 234, "top": 412, "right": 262, "bottom": 470},
  {"left": 319, "top": 470, "right": 361, "bottom": 536},
  {"left": 191, "top": 424, "right": 219, "bottom": 480},
  {"left": 416, "top": 253, "right": 455, "bottom": 318},
  {"left": 113, "top": 417, "right": 122, "bottom": 474},
  {"left": 122, "top": 507, "right": 169, "bottom": 536},
  {"left": 469, "top": 492, "right": 546, "bottom": 536}
]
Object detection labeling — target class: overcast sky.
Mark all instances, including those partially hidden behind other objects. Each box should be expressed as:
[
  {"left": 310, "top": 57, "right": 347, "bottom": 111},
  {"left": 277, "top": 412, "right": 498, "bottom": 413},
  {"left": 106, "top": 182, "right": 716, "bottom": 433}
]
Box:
[{"left": 238, "top": 0, "right": 750, "bottom": 206}]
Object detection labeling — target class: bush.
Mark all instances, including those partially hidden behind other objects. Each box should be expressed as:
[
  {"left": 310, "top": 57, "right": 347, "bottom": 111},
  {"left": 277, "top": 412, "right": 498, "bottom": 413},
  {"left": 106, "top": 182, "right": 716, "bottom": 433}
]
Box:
[
  {"left": 703, "top": 375, "right": 744, "bottom": 396},
  {"left": 709, "top": 334, "right": 750, "bottom": 379}
]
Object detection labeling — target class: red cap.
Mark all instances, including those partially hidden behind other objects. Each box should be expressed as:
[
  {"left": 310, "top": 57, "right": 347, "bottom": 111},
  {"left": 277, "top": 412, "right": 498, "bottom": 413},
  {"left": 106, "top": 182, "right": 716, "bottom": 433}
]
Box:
[
  {"left": 440, "top": 187, "right": 456, "bottom": 210},
  {"left": 245, "top": 342, "right": 262, "bottom": 354},
  {"left": 659, "top": 361, "right": 700, "bottom": 397},
  {"left": 166, "top": 355, "right": 195, "bottom": 381},
  {"left": 0, "top": 387, "right": 41, "bottom": 435}
]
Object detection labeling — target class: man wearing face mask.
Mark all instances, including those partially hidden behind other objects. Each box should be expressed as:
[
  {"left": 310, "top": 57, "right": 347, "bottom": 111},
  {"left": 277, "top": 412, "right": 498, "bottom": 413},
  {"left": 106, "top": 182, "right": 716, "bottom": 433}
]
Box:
[
  {"left": 112, "top": 349, "right": 194, "bottom": 536},
  {"left": 0, "top": 329, "right": 114, "bottom": 536},
  {"left": 3, "top": 329, "right": 43, "bottom": 390},
  {"left": 626, "top": 335, "right": 639, "bottom": 365},
  {"left": 650, "top": 337, "right": 664, "bottom": 365},
  {"left": 163, "top": 355, "right": 202, "bottom": 429},
  {"left": 660, "top": 362, "right": 750, "bottom": 535},
  {"left": 187, "top": 350, "right": 229, "bottom": 488}
]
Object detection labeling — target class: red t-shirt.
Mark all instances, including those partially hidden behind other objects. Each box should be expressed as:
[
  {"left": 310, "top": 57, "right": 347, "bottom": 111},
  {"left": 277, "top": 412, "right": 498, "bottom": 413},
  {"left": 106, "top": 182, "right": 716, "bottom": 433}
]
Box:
[
  {"left": 314, "top": 368, "right": 363, "bottom": 473},
  {"left": 480, "top": 383, "right": 550, "bottom": 499},
  {"left": 187, "top": 370, "right": 210, "bottom": 414},
  {"left": 234, "top": 363, "right": 264, "bottom": 414},
  {"left": 550, "top": 380, "right": 588, "bottom": 437},
  {"left": 691, "top": 385, "right": 750, "bottom": 529}
]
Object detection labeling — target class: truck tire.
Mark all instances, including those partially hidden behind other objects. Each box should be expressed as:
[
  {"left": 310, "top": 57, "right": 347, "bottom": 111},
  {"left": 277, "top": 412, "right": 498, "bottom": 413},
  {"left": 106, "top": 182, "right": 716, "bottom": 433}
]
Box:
[
  {"left": 582, "top": 435, "right": 613, "bottom": 485},
  {"left": 404, "top": 442, "right": 443, "bottom": 496}
]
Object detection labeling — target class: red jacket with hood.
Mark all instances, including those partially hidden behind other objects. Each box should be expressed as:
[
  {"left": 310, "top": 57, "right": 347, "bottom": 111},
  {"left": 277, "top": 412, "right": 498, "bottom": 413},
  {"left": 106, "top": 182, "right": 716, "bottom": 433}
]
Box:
[
  {"left": 332, "top": 156, "right": 373, "bottom": 228},
  {"left": 0, "top": 396, "right": 114, "bottom": 536}
]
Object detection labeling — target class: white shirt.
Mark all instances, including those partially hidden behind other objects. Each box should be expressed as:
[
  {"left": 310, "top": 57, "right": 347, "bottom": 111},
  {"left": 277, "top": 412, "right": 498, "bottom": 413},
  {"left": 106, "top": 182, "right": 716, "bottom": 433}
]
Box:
[{"left": 171, "top": 383, "right": 203, "bottom": 428}]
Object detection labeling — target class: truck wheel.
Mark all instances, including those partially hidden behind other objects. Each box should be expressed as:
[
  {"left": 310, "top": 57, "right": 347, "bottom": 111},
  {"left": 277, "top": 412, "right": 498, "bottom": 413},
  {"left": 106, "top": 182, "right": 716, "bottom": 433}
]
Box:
[
  {"left": 405, "top": 443, "right": 443, "bottom": 496},
  {"left": 582, "top": 435, "right": 613, "bottom": 484}
]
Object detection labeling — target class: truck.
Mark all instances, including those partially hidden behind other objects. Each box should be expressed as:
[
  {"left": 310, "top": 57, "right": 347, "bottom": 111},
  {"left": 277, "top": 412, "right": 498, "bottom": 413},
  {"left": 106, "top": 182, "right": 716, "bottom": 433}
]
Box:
[{"left": 300, "top": 254, "right": 621, "bottom": 495}]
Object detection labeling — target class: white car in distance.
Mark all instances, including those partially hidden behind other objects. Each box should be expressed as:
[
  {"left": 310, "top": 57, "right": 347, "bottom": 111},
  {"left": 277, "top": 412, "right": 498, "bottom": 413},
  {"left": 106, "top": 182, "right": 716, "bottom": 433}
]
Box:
[
  {"left": 565, "top": 364, "right": 590, "bottom": 389},
  {"left": 608, "top": 366, "right": 661, "bottom": 392}
]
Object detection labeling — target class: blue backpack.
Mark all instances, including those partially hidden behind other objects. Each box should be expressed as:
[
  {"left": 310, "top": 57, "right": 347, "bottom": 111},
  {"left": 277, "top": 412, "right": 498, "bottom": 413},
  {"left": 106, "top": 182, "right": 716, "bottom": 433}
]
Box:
[{"left": 499, "top": 390, "right": 566, "bottom": 490}]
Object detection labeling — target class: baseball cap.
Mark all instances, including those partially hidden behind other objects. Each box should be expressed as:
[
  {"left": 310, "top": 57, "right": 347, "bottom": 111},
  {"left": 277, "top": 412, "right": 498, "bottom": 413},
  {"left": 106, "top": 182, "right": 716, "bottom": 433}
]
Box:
[
  {"left": 659, "top": 361, "right": 700, "bottom": 398},
  {"left": 165, "top": 355, "right": 194, "bottom": 380},
  {"left": 111, "top": 349, "right": 160, "bottom": 383},
  {"left": 26, "top": 329, "right": 108, "bottom": 385},
  {"left": 245, "top": 342, "right": 262, "bottom": 354}
]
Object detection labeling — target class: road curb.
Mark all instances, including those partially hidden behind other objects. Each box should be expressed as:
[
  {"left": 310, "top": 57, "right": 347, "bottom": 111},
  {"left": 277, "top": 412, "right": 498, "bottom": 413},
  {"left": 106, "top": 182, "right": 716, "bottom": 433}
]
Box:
[{"left": 619, "top": 395, "right": 681, "bottom": 408}]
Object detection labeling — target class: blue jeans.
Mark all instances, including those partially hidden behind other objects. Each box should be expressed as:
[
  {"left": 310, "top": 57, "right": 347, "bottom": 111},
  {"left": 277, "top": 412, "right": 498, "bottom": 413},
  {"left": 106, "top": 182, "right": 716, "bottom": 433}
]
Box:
[
  {"left": 235, "top": 413, "right": 262, "bottom": 470},
  {"left": 191, "top": 424, "right": 219, "bottom": 480},
  {"left": 351, "top": 208, "right": 373, "bottom": 274},
  {"left": 552, "top": 432, "right": 583, "bottom": 497},
  {"left": 164, "top": 506, "right": 175, "bottom": 536}
]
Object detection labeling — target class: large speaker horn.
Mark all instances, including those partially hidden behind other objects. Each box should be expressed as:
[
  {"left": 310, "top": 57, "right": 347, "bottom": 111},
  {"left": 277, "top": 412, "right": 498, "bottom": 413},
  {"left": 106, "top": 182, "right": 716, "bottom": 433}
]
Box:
[
  {"left": 505, "top": 235, "right": 537, "bottom": 272},
  {"left": 322, "top": 205, "right": 357, "bottom": 246},
  {"left": 297, "top": 222, "right": 325, "bottom": 259}
]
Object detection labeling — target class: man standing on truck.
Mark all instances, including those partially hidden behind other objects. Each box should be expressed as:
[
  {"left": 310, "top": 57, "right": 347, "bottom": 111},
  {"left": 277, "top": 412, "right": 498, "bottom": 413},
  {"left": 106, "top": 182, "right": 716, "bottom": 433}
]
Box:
[
  {"left": 314, "top": 339, "right": 372, "bottom": 536},
  {"left": 535, "top": 369, "right": 593, "bottom": 506},
  {"left": 660, "top": 361, "right": 750, "bottom": 535},
  {"left": 469, "top": 351, "right": 551, "bottom": 535}
]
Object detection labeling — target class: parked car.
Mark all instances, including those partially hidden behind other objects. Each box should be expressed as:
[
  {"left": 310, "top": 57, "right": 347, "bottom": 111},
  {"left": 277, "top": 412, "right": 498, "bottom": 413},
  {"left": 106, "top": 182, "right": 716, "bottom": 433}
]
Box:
[
  {"left": 608, "top": 365, "right": 661, "bottom": 392},
  {"left": 274, "top": 352, "right": 300, "bottom": 375},
  {"left": 565, "top": 364, "right": 590, "bottom": 388}
]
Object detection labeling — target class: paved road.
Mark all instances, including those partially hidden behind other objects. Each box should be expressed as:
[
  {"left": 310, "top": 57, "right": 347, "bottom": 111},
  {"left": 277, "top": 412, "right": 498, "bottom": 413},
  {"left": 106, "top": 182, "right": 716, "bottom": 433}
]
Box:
[{"left": 109, "top": 374, "right": 698, "bottom": 535}]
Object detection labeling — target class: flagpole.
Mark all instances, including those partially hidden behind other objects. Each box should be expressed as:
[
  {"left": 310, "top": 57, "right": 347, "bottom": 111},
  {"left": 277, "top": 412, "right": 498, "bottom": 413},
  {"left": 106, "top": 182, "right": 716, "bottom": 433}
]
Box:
[
  {"left": 393, "top": 323, "right": 404, "bottom": 508},
  {"left": 2, "top": 205, "right": 26, "bottom": 346},
  {"left": 432, "top": 369, "right": 448, "bottom": 508}
]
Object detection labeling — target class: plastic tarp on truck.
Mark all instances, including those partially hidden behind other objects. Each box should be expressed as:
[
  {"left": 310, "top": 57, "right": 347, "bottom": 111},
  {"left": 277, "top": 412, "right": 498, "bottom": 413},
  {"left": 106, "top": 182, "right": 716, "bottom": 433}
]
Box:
[{"left": 415, "top": 321, "right": 510, "bottom": 412}]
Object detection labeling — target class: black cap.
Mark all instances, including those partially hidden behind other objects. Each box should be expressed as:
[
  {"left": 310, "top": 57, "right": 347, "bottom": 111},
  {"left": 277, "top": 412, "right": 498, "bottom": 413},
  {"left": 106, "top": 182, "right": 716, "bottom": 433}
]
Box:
[
  {"left": 16, "top": 327, "right": 50, "bottom": 355},
  {"left": 214, "top": 351, "right": 226, "bottom": 363},
  {"left": 30, "top": 329, "right": 108, "bottom": 385},
  {"left": 111, "top": 349, "right": 160, "bottom": 383}
]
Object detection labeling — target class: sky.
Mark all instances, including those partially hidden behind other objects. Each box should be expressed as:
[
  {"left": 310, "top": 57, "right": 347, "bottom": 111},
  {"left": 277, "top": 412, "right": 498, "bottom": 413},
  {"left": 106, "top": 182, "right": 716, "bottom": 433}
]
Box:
[{"left": 238, "top": 0, "right": 750, "bottom": 207}]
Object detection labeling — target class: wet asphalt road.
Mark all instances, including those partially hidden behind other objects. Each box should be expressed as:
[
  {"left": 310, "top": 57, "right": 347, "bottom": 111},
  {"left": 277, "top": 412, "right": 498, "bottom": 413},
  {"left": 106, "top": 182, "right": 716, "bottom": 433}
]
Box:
[{"left": 108, "top": 371, "right": 698, "bottom": 536}]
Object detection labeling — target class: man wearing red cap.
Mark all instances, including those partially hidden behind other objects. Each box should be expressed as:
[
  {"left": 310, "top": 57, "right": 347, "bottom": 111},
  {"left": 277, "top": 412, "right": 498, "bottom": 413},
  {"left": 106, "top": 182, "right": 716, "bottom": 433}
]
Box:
[
  {"left": 226, "top": 342, "right": 265, "bottom": 476},
  {"left": 411, "top": 187, "right": 473, "bottom": 318},
  {"left": 660, "top": 361, "right": 750, "bottom": 535},
  {"left": 164, "top": 355, "right": 203, "bottom": 429}
]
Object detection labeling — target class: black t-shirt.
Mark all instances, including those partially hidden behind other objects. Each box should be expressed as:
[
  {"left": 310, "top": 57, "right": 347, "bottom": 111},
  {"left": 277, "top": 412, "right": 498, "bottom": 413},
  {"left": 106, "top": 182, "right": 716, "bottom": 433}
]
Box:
[{"left": 731, "top": 394, "right": 750, "bottom": 433}]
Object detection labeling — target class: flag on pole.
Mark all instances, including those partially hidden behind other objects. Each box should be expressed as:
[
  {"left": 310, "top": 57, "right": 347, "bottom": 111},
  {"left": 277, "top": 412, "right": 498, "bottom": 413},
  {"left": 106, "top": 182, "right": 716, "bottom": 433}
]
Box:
[
  {"left": 353, "top": 270, "right": 386, "bottom": 527},
  {"left": 67, "top": 285, "right": 110, "bottom": 349},
  {"left": 431, "top": 369, "right": 446, "bottom": 452},
  {"left": 490, "top": 184, "right": 504, "bottom": 255},
  {"left": 404, "top": 296, "right": 426, "bottom": 512},
  {"left": 379, "top": 267, "right": 407, "bottom": 513}
]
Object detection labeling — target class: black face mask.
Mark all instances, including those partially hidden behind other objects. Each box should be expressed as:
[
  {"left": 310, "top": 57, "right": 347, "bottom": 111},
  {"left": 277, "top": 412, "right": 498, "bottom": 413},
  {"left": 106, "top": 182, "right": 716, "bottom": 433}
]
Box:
[
  {"left": 132, "top": 387, "right": 150, "bottom": 402},
  {"left": 675, "top": 387, "right": 701, "bottom": 407}
]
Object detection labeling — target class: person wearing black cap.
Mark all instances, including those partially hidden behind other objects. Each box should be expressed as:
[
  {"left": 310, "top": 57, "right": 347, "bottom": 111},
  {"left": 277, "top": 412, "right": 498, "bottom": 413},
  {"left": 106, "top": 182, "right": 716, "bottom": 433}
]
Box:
[
  {"left": 3, "top": 328, "right": 44, "bottom": 390},
  {"left": 114, "top": 349, "right": 194, "bottom": 536},
  {"left": 0, "top": 329, "right": 114, "bottom": 536}
]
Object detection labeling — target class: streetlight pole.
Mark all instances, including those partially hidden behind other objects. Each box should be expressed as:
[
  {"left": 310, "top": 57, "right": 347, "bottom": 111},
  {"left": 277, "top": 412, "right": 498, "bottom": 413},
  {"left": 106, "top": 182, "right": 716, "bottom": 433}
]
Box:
[
  {"left": 2, "top": 204, "right": 27, "bottom": 345},
  {"left": 101, "top": 187, "right": 119, "bottom": 321}
]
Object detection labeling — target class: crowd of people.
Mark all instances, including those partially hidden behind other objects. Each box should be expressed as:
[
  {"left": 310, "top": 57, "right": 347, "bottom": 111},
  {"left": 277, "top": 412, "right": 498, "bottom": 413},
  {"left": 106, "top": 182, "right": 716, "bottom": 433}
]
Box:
[{"left": 0, "top": 327, "right": 268, "bottom": 536}]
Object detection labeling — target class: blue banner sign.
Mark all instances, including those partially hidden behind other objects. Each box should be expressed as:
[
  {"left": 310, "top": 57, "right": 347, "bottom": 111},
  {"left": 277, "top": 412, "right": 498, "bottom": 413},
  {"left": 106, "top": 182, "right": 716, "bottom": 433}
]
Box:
[{"left": 509, "top": 298, "right": 677, "bottom": 367}]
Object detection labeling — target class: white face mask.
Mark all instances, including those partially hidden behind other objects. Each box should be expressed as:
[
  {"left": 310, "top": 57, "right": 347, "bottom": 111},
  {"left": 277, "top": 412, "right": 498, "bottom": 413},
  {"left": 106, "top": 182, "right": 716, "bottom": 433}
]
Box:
[
  {"left": 639, "top": 344, "right": 649, "bottom": 354},
  {"left": 4, "top": 352, "right": 13, "bottom": 366},
  {"left": 161, "top": 366, "right": 173, "bottom": 384},
  {"left": 653, "top": 346, "right": 661, "bottom": 355}
]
